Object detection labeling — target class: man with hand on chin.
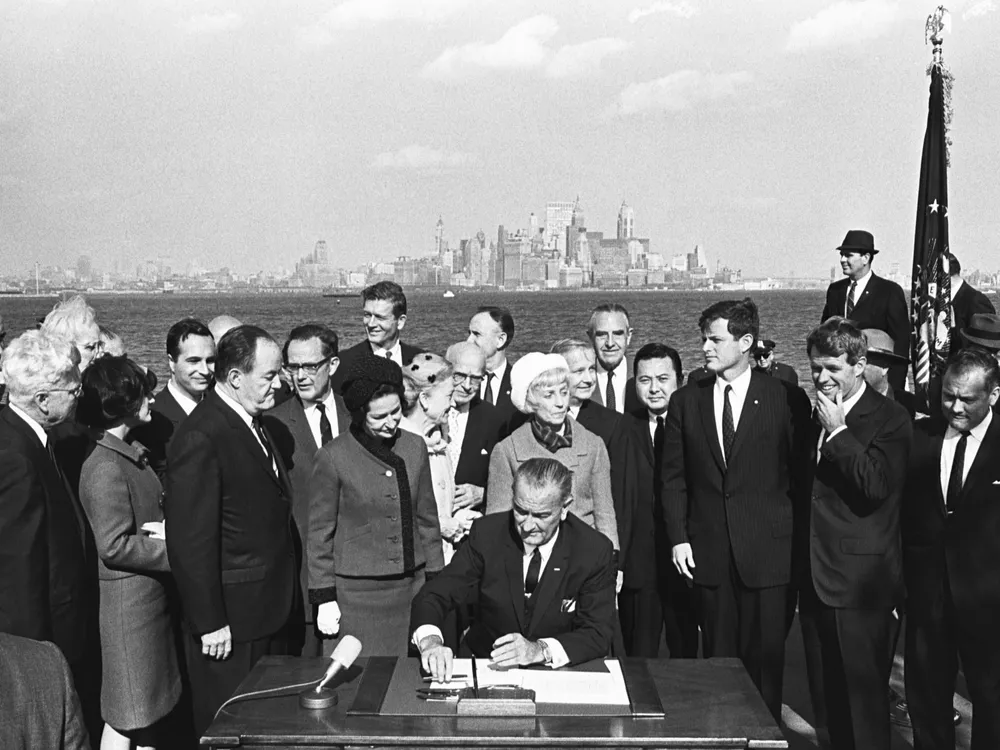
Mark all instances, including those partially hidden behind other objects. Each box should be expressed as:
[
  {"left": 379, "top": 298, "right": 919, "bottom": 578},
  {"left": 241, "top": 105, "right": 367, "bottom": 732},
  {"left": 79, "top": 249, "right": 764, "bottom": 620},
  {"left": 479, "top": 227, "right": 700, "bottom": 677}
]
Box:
[
  {"left": 800, "top": 317, "right": 912, "bottom": 750},
  {"left": 411, "top": 457, "right": 616, "bottom": 681}
]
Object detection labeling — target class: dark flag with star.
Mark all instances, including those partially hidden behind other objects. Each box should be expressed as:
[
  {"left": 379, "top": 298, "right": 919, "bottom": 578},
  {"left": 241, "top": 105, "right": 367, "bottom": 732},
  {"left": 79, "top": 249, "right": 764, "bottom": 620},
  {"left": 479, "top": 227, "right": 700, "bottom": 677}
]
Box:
[{"left": 910, "top": 8, "right": 953, "bottom": 395}]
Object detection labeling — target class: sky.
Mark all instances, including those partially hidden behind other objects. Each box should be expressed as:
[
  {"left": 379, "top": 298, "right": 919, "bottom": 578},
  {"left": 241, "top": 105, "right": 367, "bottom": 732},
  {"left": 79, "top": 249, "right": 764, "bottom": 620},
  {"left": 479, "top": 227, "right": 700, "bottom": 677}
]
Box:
[{"left": 2, "top": 0, "right": 999, "bottom": 279}]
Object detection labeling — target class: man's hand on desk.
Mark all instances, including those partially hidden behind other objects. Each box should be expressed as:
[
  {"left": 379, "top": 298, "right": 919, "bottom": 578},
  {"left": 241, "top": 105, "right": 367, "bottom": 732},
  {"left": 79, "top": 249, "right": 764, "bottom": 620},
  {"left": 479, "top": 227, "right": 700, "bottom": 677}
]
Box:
[
  {"left": 201, "top": 625, "right": 232, "bottom": 660},
  {"left": 490, "top": 633, "right": 544, "bottom": 668},
  {"left": 418, "top": 634, "right": 454, "bottom": 682}
]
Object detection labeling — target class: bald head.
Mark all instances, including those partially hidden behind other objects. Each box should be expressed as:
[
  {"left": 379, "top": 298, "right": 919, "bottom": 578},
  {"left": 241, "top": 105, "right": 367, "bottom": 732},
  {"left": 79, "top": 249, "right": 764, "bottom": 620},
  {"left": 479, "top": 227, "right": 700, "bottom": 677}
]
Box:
[
  {"left": 208, "top": 315, "right": 242, "bottom": 341},
  {"left": 446, "top": 341, "right": 486, "bottom": 407}
]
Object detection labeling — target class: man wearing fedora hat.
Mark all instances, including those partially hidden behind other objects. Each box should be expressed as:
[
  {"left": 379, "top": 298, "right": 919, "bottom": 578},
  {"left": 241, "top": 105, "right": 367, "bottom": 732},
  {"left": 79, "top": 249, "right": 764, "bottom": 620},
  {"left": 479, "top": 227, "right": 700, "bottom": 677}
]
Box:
[
  {"left": 822, "top": 230, "right": 909, "bottom": 391},
  {"left": 947, "top": 254, "right": 995, "bottom": 354},
  {"left": 961, "top": 313, "right": 1000, "bottom": 365},
  {"left": 862, "top": 329, "right": 919, "bottom": 419}
]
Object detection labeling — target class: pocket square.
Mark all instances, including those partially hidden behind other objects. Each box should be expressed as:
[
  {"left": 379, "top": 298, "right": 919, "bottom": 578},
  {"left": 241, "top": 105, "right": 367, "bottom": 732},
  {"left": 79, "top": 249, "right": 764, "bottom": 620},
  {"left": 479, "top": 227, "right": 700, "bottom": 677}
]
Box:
[
  {"left": 480, "top": 448, "right": 488, "bottom": 455},
  {"left": 560, "top": 598, "right": 576, "bottom": 613},
  {"left": 994, "top": 480, "right": 1000, "bottom": 485}
]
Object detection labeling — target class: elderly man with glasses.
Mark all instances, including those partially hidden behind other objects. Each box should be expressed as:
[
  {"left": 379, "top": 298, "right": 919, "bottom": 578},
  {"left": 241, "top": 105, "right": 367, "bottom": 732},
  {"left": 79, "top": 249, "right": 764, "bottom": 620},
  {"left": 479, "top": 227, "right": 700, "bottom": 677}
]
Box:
[
  {"left": 0, "top": 328, "right": 102, "bottom": 746},
  {"left": 267, "top": 324, "right": 350, "bottom": 657}
]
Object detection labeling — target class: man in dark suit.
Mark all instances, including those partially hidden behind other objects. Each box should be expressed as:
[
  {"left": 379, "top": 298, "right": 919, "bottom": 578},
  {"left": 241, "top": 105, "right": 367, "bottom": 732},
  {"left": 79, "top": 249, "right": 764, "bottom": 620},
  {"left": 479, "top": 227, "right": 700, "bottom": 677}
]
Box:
[
  {"left": 961, "top": 313, "right": 1000, "bottom": 366},
  {"left": 948, "top": 253, "right": 996, "bottom": 354},
  {"left": 331, "top": 281, "right": 422, "bottom": 393},
  {"left": 662, "top": 298, "right": 812, "bottom": 720},
  {"left": 800, "top": 317, "right": 912, "bottom": 750},
  {"left": 861, "top": 328, "right": 920, "bottom": 418},
  {"left": 412, "top": 457, "right": 616, "bottom": 679},
  {"left": 267, "top": 324, "right": 349, "bottom": 657},
  {"left": 165, "top": 325, "right": 299, "bottom": 736},
  {"left": 0, "top": 633, "right": 90, "bottom": 750},
  {"left": 752, "top": 339, "right": 798, "bottom": 386},
  {"left": 619, "top": 343, "right": 699, "bottom": 658},
  {"left": 467, "top": 306, "right": 516, "bottom": 423},
  {"left": 134, "top": 317, "right": 216, "bottom": 478},
  {"left": 0, "top": 329, "right": 101, "bottom": 745},
  {"left": 444, "top": 342, "right": 504, "bottom": 510},
  {"left": 903, "top": 349, "right": 1000, "bottom": 750},
  {"left": 822, "top": 230, "right": 910, "bottom": 391},
  {"left": 587, "top": 303, "right": 640, "bottom": 414}
]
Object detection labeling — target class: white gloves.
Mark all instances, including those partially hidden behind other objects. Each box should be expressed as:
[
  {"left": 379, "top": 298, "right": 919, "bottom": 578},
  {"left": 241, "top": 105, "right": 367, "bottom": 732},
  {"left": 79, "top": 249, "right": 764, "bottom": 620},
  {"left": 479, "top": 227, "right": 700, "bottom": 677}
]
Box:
[{"left": 317, "top": 601, "right": 342, "bottom": 636}]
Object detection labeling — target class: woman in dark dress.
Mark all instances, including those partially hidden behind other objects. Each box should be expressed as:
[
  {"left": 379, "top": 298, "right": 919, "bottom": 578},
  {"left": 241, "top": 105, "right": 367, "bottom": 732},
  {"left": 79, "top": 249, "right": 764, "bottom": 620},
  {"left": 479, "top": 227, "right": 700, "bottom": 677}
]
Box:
[
  {"left": 308, "top": 354, "right": 445, "bottom": 656},
  {"left": 77, "top": 357, "right": 181, "bottom": 750}
]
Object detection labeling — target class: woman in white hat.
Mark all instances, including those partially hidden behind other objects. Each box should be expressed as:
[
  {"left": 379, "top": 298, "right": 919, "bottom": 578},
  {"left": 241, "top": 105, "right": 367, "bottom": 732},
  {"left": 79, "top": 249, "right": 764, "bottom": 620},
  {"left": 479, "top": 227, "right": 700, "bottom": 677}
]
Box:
[{"left": 485, "top": 352, "right": 619, "bottom": 555}]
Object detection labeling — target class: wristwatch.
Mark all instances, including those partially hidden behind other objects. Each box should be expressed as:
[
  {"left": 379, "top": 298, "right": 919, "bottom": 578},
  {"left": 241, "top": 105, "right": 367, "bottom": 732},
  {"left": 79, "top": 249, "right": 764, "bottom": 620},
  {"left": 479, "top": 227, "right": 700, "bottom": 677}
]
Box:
[{"left": 538, "top": 640, "right": 552, "bottom": 665}]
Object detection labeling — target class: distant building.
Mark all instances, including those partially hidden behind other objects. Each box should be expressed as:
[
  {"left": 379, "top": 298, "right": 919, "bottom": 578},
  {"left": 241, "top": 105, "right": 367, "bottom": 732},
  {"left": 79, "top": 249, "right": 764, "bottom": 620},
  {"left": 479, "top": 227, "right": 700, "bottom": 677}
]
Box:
[
  {"left": 545, "top": 201, "right": 576, "bottom": 257},
  {"left": 617, "top": 202, "right": 634, "bottom": 240}
]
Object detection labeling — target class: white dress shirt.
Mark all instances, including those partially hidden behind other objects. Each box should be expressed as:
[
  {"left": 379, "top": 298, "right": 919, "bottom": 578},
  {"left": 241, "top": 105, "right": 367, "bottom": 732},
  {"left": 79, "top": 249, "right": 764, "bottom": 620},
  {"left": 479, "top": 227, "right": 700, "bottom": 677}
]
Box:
[
  {"left": 215, "top": 387, "right": 277, "bottom": 473},
  {"left": 371, "top": 340, "right": 403, "bottom": 364},
  {"left": 845, "top": 269, "right": 873, "bottom": 315},
  {"left": 447, "top": 403, "right": 470, "bottom": 472},
  {"left": 713, "top": 365, "right": 753, "bottom": 463},
  {"left": 167, "top": 378, "right": 200, "bottom": 416},
  {"left": 303, "top": 390, "right": 341, "bottom": 450},
  {"left": 595, "top": 358, "right": 628, "bottom": 414},
  {"left": 480, "top": 358, "right": 508, "bottom": 402},
  {"left": 8, "top": 403, "right": 48, "bottom": 446},
  {"left": 940, "top": 409, "right": 992, "bottom": 499},
  {"left": 411, "top": 526, "right": 570, "bottom": 668}
]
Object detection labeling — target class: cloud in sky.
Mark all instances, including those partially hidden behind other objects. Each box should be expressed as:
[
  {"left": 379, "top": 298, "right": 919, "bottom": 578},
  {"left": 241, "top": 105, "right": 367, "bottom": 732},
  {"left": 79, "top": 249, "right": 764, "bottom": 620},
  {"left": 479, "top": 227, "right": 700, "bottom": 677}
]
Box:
[
  {"left": 372, "top": 145, "right": 480, "bottom": 170},
  {"left": 963, "top": 0, "right": 996, "bottom": 19},
  {"left": 546, "top": 37, "right": 631, "bottom": 79},
  {"left": 299, "top": 0, "right": 473, "bottom": 45},
  {"left": 786, "top": 1, "right": 899, "bottom": 52},
  {"left": 178, "top": 12, "right": 244, "bottom": 36},
  {"left": 422, "top": 15, "right": 558, "bottom": 79},
  {"left": 628, "top": 1, "right": 697, "bottom": 24},
  {"left": 611, "top": 69, "right": 752, "bottom": 116}
]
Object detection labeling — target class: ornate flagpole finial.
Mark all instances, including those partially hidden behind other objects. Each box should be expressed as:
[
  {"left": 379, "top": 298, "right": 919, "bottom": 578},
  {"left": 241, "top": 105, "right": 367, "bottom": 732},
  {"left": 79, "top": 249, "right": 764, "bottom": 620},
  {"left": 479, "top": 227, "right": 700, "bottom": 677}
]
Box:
[{"left": 926, "top": 5, "right": 951, "bottom": 61}]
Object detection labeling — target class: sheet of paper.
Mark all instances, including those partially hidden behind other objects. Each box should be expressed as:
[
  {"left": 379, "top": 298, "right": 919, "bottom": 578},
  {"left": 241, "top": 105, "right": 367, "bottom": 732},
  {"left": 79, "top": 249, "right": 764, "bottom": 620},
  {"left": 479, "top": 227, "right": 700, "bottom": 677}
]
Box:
[
  {"left": 428, "top": 658, "right": 523, "bottom": 690},
  {"left": 429, "top": 659, "right": 629, "bottom": 705}
]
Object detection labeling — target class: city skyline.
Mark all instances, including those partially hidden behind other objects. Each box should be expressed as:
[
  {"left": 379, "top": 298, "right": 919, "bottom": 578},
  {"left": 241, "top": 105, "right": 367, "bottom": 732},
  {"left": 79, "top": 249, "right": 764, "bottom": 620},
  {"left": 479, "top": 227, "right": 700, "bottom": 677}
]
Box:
[{"left": 3, "top": 1, "right": 999, "bottom": 279}]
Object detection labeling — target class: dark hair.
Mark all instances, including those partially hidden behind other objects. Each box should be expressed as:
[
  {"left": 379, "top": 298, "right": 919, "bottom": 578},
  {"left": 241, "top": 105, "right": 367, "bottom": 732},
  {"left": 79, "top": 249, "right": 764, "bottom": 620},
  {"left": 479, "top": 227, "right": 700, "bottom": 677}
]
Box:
[
  {"left": 946, "top": 253, "right": 961, "bottom": 276},
  {"left": 946, "top": 347, "right": 1000, "bottom": 392},
  {"left": 362, "top": 281, "right": 407, "bottom": 318},
  {"left": 77, "top": 356, "right": 157, "bottom": 430},
  {"left": 476, "top": 306, "right": 515, "bottom": 349},
  {"left": 586, "top": 303, "right": 631, "bottom": 337},
  {"left": 806, "top": 317, "right": 867, "bottom": 365},
  {"left": 513, "top": 457, "right": 573, "bottom": 504},
  {"left": 351, "top": 382, "right": 406, "bottom": 425},
  {"left": 167, "top": 318, "right": 213, "bottom": 360},
  {"left": 215, "top": 325, "right": 276, "bottom": 382},
  {"left": 699, "top": 298, "right": 759, "bottom": 342},
  {"left": 633, "top": 342, "right": 684, "bottom": 385},
  {"left": 282, "top": 323, "right": 339, "bottom": 362}
]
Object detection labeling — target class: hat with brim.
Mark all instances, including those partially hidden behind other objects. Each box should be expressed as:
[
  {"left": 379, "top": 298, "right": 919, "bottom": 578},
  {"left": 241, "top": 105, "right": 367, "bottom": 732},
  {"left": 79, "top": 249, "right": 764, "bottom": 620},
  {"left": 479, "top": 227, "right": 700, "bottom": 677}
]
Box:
[
  {"left": 960, "top": 313, "right": 1000, "bottom": 351},
  {"left": 836, "top": 230, "right": 878, "bottom": 255},
  {"left": 862, "top": 329, "right": 909, "bottom": 365},
  {"left": 753, "top": 339, "right": 776, "bottom": 356},
  {"left": 509, "top": 352, "right": 569, "bottom": 415}
]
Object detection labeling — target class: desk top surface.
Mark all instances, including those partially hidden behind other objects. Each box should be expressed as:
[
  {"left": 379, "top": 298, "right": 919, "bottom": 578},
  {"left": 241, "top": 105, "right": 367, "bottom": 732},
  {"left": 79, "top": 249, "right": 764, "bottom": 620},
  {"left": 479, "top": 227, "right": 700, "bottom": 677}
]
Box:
[{"left": 202, "top": 657, "right": 787, "bottom": 749}]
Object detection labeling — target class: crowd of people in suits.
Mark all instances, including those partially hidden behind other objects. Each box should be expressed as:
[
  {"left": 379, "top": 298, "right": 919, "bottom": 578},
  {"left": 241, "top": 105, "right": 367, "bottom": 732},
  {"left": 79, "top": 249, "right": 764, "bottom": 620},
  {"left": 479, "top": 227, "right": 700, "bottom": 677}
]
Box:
[{"left": 2, "top": 229, "right": 1000, "bottom": 750}]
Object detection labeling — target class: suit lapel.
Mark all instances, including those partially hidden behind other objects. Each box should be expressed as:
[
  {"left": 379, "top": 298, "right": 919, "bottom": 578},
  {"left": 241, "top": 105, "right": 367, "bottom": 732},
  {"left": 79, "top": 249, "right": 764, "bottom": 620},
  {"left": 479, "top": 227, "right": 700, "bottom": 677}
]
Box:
[
  {"left": 727, "top": 372, "right": 763, "bottom": 464},
  {"left": 504, "top": 522, "right": 527, "bottom": 632},
  {"left": 958, "top": 415, "right": 1000, "bottom": 508},
  {"left": 210, "top": 392, "right": 285, "bottom": 493},
  {"left": 528, "top": 527, "right": 570, "bottom": 634},
  {"left": 334, "top": 393, "right": 351, "bottom": 433},
  {"left": 698, "top": 379, "right": 725, "bottom": 473}
]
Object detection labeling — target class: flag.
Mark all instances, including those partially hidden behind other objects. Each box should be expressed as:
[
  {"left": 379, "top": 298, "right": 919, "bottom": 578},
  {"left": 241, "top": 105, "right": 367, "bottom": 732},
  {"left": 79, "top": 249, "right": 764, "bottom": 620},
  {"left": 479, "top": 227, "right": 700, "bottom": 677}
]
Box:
[{"left": 910, "top": 24, "right": 953, "bottom": 394}]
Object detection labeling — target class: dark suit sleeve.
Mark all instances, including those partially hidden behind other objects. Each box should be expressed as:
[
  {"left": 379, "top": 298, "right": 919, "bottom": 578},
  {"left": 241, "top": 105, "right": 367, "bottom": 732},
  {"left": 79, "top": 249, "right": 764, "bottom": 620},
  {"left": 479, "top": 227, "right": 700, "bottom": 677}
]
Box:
[
  {"left": 973, "top": 289, "right": 996, "bottom": 316},
  {"left": 306, "top": 447, "right": 342, "bottom": 603},
  {"left": 80, "top": 458, "right": 170, "bottom": 574},
  {"left": 610, "top": 424, "right": 635, "bottom": 573},
  {"left": 410, "top": 518, "right": 487, "bottom": 634},
  {"left": 558, "top": 534, "right": 616, "bottom": 665},
  {"left": 0, "top": 450, "right": 51, "bottom": 641},
  {"left": 661, "top": 395, "right": 689, "bottom": 547},
  {"left": 165, "top": 428, "right": 226, "bottom": 635},
  {"left": 821, "top": 287, "right": 835, "bottom": 322},
  {"left": 820, "top": 403, "right": 913, "bottom": 516},
  {"left": 44, "top": 640, "right": 90, "bottom": 750},
  {"left": 411, "top": 446, "right": 445, "bottom": 573},
  {"left": 885, "top": 282, "right": 911, "bottom": 355}
]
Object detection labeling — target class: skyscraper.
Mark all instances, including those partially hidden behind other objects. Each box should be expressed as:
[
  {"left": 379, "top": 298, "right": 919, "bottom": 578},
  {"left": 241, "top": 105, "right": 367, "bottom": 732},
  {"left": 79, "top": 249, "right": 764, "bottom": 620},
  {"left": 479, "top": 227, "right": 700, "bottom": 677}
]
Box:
[
  {"left": 617, "top": 201, "right": 634, "bottom": 240},
  {"left": 545, "top": 201, "right": 576, "bottom": 257}
]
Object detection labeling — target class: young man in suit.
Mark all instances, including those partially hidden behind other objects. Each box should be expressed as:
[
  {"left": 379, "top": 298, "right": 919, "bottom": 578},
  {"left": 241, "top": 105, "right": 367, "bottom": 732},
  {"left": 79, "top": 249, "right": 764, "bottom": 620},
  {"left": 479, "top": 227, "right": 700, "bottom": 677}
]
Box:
[
  {"left": 903, "top": 349, "right": 1000, "bottom": 750},
  {"left": 267, "top": 324, "right": 349, "bottom": 657},
  {"left": 412, "top": 457, "right": 616, "bottom": 679},
  {"left": 800, "top": 317, "right": 912, "bottom": 750},
  {"left": 619, "top": 343, "right": 699, "bottom": 658},
  {"left": 135, "top": 317, "right": 216, "bottom": 478},
  {"left": 587, "top": 303, "right": 639, "bottom": 414},
  {"left": 165, "top": 325, "right": 299, "bottom": 736},
  {"left": 821, "top": 230, "right": 909, "bottom": 390},
  {"left": 467, "top": 306, "right": 516, "bottom": 421},
  {"left": 331, "top": 281, "right": 422, "bottom": 393},
  {"left": 662, "top": 298, "right": 812, "bottom": 720},
  {"left": 0, "top": 330, "right": 101, "bottom": 745},
  {"left": 948, "top": 253, "right": 996, "bottom": 354},
  {"left": 444, "top": 342, "right": 504, "bottom": 511}
]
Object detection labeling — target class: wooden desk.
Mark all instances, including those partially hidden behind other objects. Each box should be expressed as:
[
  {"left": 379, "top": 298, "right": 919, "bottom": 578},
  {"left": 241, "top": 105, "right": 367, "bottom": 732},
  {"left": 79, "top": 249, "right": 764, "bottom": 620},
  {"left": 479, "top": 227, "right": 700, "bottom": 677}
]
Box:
[{"left": 202, "top": 657, "right": 787, "bottom": 749}]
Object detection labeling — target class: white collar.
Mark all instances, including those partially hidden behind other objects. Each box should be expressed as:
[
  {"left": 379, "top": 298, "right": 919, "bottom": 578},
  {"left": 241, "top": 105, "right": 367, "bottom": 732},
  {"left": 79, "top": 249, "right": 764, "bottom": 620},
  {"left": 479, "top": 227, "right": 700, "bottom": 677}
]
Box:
[
  {"left": 715, "top": 363, "right": 753, "bottom": 397},
  {"left": 302, "top": 389, "right": 337, "bottom": 414},
  {"left": 946, "top": 408, "right": 992, "bottom": 441},
  {"left": 599, "top": 357, "right": 628, "bottom": 380},
  {"left": 371, "top": 339, "right": 402, "bottom": 361},
  {"left": 215, "top": 387, "right": 255, "bottom": 429},
  {"left": 841, "top": 380, "right": 867, "bottom": 417},
  {"left": 490, "top": 357, "right": 508, "bottom": 380},
  {"left": 167, "top": 378, "right": 201, "bottom": 415},
  {"left": 8, "top": 403, "right": 48, "bottom": 446},
  {"left": 951, "top": 277, "right": 965, "bottom": 296},
  {"left": 524, "top": 526, "right": 560, "bottom": 559},
  {"left": 647, "top": 408, "right": 667, "bottom": 425}
]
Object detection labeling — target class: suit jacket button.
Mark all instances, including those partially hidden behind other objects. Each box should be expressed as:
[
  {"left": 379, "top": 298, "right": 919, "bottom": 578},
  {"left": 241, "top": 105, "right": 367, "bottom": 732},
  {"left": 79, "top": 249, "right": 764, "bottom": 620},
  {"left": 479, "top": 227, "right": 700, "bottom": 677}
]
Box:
[
  {"left": 385, "top": 470, "right": 393, "bottom": 477},
  {"left": 389, "top": 515, "right": 397, "bottom": 521}
]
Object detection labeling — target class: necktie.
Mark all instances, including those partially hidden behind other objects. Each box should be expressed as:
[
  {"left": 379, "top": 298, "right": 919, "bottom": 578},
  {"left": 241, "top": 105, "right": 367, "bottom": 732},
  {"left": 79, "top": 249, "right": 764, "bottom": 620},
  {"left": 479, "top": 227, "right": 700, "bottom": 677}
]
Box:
[
  {"left": 653, "top": 416, "right": 665, "bottom": 493},
  {"left": 946, "top": 431, "right": 970, "bottom": 514},
  {"left": 484, "top": 372, "right": 495, "bottom": 405},
  {"left": 524, "top": 548, "right": 542, "bottom": 597},
  {"left": 722, "top": 385, "right": 735, "bottom": 463},
  {"left": 846, "top": 280, "right": 858, "bottom": 318},
  {"left": 252, "top": 417, "right": 275, "bottom": 470},
  {"left": 605, "top": 369, "right": 617, "bottom": 412},
  {"left": 316, "top": 402, "right": 333, "bottom": 446},
  {"left": 46, "top": 438, "right": 66, "bottom": 487}
]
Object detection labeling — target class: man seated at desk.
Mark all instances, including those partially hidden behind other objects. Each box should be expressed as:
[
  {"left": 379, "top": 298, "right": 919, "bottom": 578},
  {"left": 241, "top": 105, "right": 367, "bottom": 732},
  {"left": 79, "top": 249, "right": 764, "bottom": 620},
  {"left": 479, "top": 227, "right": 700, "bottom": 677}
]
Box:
[{"left": 411, "top": 457, "right": 617, "bottom": 681}]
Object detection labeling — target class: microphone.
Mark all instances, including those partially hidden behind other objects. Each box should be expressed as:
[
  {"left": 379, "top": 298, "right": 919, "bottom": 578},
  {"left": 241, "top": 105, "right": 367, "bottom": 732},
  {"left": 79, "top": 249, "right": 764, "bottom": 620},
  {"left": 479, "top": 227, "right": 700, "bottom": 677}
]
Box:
[{"left": 300, "top": 635, "right": 362, "bottom": 710}]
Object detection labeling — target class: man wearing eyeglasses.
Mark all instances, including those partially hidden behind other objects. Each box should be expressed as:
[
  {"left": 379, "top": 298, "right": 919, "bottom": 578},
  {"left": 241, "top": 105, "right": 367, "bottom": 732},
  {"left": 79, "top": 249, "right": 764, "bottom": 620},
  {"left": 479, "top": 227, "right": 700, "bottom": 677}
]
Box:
[
  {"left": 267, "top": 324, "right": 350, "bottom": 656},
  {"left": 0, "top": 329, "right": 101, "bottom": 746},
  {"left": 445, "top": 342, "right": 504, "bottom": 512}
]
